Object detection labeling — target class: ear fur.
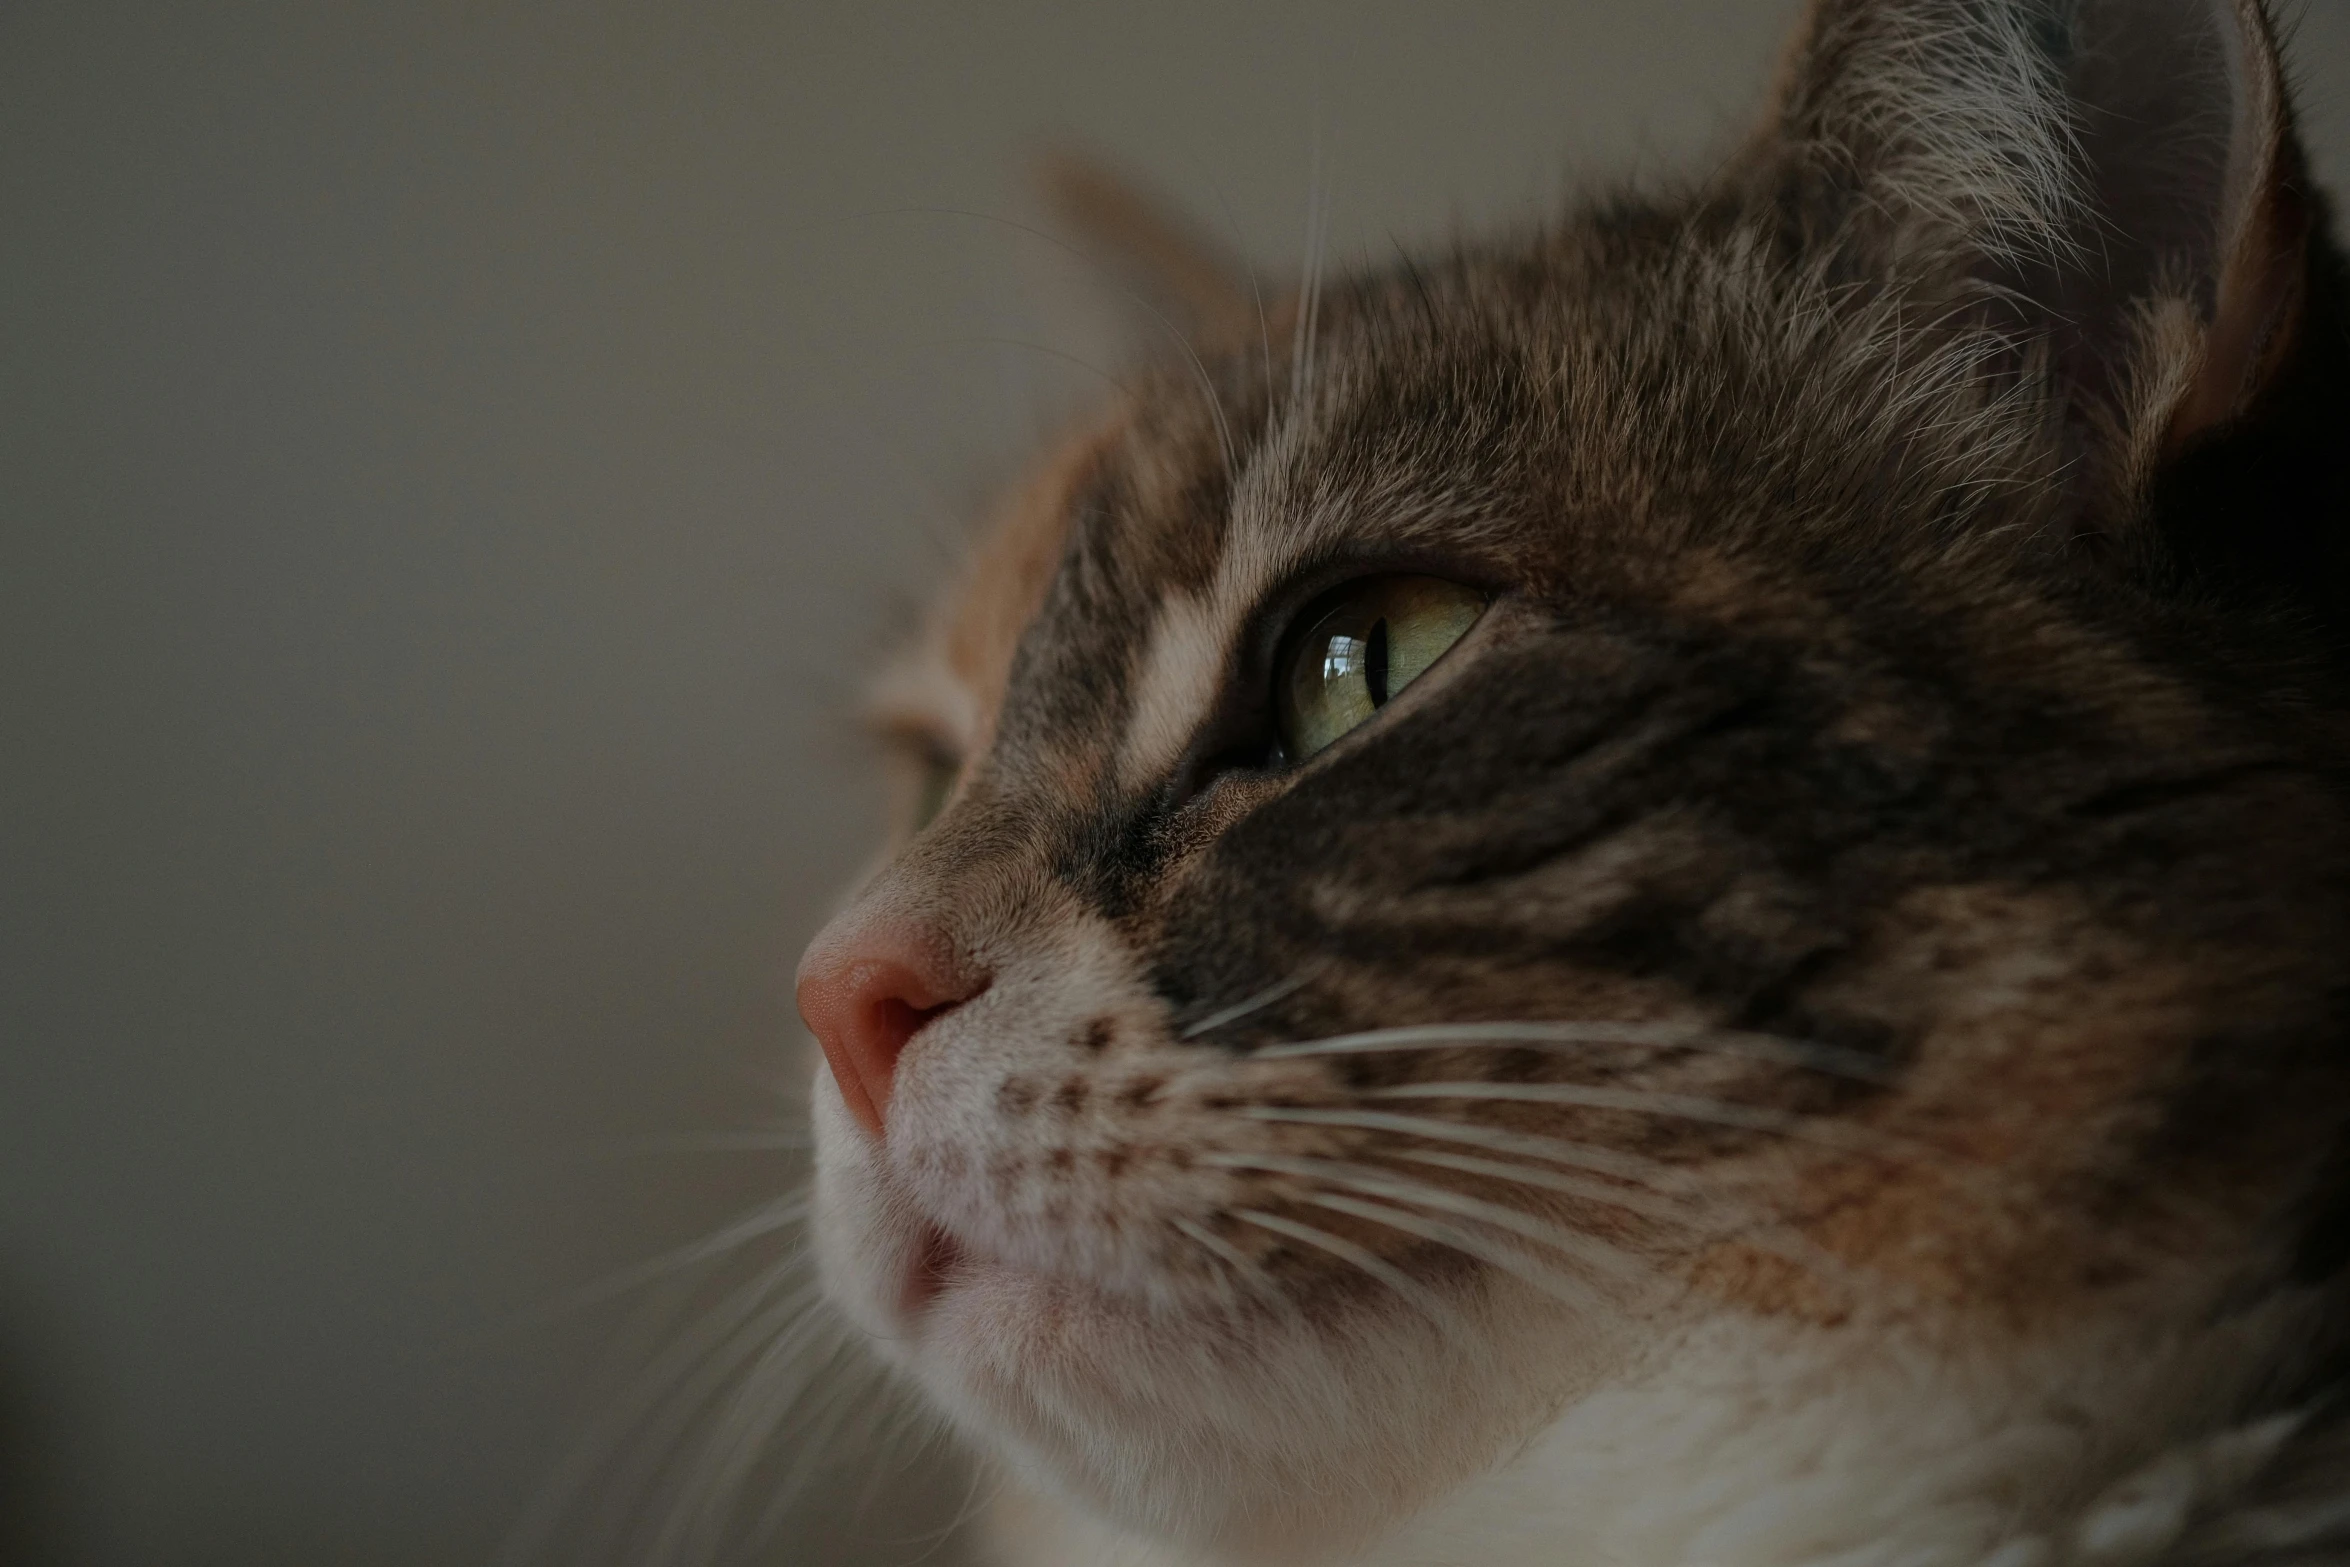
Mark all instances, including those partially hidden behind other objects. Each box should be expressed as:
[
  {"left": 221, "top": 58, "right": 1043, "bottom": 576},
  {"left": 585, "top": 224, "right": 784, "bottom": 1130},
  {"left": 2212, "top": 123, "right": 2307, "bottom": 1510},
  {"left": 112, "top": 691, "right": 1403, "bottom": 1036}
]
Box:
[
  {"left": 1036, "top": 152, "right": 1261, "bottom": 352},
  {"left": 1754, "top": 0, "right": 2316, "bottom": 477},
  {"left": 2161, "top": 1, "right": 2310, "bottom": 449}
]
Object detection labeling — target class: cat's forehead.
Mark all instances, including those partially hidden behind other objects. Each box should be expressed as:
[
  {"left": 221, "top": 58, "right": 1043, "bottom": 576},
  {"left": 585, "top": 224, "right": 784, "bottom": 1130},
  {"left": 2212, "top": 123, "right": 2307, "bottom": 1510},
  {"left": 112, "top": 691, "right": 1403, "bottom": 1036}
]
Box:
[{"left": 891, "top": 230, "right": 2030, "bottom": 783}]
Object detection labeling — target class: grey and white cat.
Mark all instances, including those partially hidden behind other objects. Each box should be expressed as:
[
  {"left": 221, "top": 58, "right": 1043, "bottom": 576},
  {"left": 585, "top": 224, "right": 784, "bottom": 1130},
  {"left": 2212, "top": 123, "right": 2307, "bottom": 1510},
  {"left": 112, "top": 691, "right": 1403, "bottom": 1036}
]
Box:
[{"left": 796, "top": 1, "right": 2350, "bottom": 1563}]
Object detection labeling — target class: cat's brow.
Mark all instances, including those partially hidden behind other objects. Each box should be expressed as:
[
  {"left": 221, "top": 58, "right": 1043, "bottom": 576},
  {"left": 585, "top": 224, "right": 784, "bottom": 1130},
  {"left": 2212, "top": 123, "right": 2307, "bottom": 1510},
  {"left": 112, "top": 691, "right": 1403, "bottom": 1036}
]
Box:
[
  {"left": 1104, "top": 443, "right": 1359, "bottom": 789},
  {"left": 1117, "top": 592, "right": 1228, "bottom": 789}
]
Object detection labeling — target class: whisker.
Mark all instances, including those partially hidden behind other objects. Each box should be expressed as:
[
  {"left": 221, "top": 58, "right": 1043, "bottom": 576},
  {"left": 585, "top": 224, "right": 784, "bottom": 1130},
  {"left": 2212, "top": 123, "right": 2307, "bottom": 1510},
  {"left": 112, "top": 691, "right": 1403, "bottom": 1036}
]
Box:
[
  {"left": 1253, "top": 1020, "right": 1896, "bottom": 1083},
  {"left": 526, "top": 1192, "right": 812, "bottom": 1325},
  {"left": 495, "top": 1263, "right": 819, "bottom": 1567},
  {"left": 1239, "top": 1109, "right": 1873, "bottom": 1297},
  {"left": 1206, "top": 1151, "right": 1643, "bottom": 1287},
  {"left": 647, "top": 1303, "right": 853, "bottom": 1566},
  {"left": 939, "top": 334, "right": 1132, "bottom": 396},
  {"left": 907, "top": 1454, "right": 1015, "bottom": 1566},
  {"left": 820, "top": 1445, "right": 1008, "bottom": 1567},
  {"left": 601, "top": 1285, "right": 836, "bottom": 1564},
  {"left": 1383, "top": 1146, "right": 1704, "bottom": 1226},
  {"left": 1387, "top": 1147, "right": 1868, "bottom": 1300},
  {"left": 1208, "top": 183, "right": 1278, "bottom": 416},
  {"left": 1196, "top": 360, "right": 1240, "bottom": 487},
  {"left": 1171, "top": 1215, "right": 1298, "bottom": 1317},
  {"left": 1240, "top": 1105, "right": 1694, "bottom": 1189},
  {"left": 749, "top": 1342, "right": 929, "bottom": 1552},
  {"left": 1180, "top": 971, "right": 1316, "bottom": 1039},
  {"left": 1292, "top": 133, "right": 1331, "bottom": 420},
  {"left": 1295, "top": 1190, "right": 1612, "bottom": 1315},
  {"left": 870, "top": 204, "right": 1237, "bottom": 481},
  {"left": 1167, "top": 1217, "right": 1245, "bottom": 1312},
  {"left": 842, "top": 1374, "right": 943, "bottom": 1517},
  {"left": 1363, "top": 1081, "right": 1945, "bottom": 1166},
  {"left": 1228, "top": 1206, "right": 1454, "bottom": 1328}
]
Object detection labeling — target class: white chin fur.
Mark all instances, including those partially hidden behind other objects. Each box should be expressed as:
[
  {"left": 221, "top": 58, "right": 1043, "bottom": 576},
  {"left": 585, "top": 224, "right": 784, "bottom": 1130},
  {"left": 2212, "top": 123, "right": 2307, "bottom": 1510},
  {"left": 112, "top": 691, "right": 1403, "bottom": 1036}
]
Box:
[
  {"left": 813, "top": 1066, "right": 1639, "bottom": 1558},
  {"left": 979, "top": 1299, "right": 2321, "bottom": 1567}
]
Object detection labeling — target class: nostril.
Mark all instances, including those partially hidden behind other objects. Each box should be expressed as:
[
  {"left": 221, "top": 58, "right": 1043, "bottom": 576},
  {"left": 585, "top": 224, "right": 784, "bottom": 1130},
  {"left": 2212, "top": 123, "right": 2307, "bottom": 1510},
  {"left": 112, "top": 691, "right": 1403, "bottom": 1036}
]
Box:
[
  {"left": 874, "top": 998, "right": 923, "bottom": 1034},
  {"left": 870, "top": 995, "right": 953, "bottom": 1070},
  {"left": 796, "top": 929, "right": 985, "bottom": 1140}
]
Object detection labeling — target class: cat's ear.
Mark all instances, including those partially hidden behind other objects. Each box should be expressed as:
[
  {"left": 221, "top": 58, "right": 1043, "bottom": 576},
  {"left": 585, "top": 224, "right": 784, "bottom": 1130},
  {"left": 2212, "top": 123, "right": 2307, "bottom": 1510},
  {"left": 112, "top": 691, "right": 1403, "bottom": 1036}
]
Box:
[
  {"left": 1753, "top": 0, "right": 2312, "bottom": 464},
  {"left": 1036, "top": 152, "right": 1261, "bottom": 349}
]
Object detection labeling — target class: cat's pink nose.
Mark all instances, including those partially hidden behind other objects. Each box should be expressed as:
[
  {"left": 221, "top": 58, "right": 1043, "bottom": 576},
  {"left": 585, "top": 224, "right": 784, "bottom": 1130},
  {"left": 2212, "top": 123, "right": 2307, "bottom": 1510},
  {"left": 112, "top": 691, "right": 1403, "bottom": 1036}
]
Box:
[{"left": 796, "top": 922, "right": 982, "bottom": 1138}]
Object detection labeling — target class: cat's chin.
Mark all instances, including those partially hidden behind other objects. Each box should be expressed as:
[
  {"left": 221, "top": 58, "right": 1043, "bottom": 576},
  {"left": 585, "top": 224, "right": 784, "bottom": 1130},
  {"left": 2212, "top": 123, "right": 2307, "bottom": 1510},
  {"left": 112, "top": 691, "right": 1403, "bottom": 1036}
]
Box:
[
  {"left": 912, "top": 1263, "right": 1639, "bottom": 1563},
  {"left": 810, "top": 1082, "right": 1620, "bottom": 1560}
]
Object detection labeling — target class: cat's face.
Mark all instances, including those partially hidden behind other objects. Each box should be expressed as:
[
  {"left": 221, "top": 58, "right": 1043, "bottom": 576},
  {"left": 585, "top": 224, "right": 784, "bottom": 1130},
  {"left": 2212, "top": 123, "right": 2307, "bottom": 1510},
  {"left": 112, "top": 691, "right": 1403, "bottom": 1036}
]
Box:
[{"left": 799, "top": 2, "right": 2350, "bottom": 1561}]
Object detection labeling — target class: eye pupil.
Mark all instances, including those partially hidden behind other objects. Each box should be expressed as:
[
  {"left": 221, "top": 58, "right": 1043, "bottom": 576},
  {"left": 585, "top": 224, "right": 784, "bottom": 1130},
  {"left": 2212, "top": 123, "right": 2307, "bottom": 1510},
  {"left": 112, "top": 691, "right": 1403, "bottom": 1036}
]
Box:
[{"left": 1275, "top": 575, "right": 1485, "bottom": 762}]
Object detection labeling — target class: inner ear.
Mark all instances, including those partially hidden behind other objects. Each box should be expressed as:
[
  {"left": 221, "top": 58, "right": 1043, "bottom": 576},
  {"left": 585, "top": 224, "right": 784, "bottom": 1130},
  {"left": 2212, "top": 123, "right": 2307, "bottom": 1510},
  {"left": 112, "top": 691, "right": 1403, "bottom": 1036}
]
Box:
[
  {"left": 1753, "top": 0, "right": 2312, "bottom": 467},
  {"left": 2155, "top": 6, "right": 2310, "bottom": 450},
  {"left": 1037, "top": 152, "right": 1263, "bottom": 351},
  {"left": 2064, "top": 0, "right": 2308, "bottom": 453}
]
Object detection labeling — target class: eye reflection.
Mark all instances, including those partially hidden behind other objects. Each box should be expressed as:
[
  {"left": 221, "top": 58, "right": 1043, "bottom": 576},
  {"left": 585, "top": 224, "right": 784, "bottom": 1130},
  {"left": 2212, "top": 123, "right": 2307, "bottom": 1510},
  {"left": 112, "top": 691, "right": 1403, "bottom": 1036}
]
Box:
[{"left": 1276, "top": 576, "right": 1484, "bottom": 761}]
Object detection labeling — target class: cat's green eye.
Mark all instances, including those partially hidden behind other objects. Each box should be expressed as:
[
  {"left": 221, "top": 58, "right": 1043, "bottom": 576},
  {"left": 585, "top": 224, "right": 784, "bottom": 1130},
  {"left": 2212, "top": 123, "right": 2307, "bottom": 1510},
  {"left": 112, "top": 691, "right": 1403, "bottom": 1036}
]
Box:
[
  {"left": 909, "top": 751, "right": 959, "bottom": 833},
  {"left": 1275, "top": 576, "right": 1487, "bottom": 761}
]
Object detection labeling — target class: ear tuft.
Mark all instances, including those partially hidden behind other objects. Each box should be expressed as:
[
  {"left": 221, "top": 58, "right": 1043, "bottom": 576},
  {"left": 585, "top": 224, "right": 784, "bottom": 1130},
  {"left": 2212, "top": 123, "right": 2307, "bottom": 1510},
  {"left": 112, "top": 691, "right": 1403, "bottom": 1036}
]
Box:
[
  {"left": 1759, "top": 0, "right": 2085, "bottom": 267},
  {"left": 1755, "top": 0, "right": 2317, "bottom": 477}
]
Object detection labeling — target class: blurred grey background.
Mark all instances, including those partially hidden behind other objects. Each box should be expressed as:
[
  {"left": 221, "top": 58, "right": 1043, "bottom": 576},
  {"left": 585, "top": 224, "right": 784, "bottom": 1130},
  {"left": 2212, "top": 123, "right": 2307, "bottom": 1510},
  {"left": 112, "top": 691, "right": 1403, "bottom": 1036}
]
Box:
[{"left": 5, "top": 2, "right": 2348, "bottom": 1563}]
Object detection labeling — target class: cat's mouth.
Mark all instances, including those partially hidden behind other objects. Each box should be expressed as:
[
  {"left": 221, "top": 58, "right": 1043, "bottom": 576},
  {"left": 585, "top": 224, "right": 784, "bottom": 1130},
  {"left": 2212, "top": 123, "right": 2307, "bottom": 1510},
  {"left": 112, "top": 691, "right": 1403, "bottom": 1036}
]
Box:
[
  {"left": 881, "top": 1199, "right": 1069, "bottom": 1340},
  {"left": 890, "top": 1213, "right": 1106, "bottom": 1339},
  {"left": 859, "top": 1175, "right": 1140, "bottom": 1357}
]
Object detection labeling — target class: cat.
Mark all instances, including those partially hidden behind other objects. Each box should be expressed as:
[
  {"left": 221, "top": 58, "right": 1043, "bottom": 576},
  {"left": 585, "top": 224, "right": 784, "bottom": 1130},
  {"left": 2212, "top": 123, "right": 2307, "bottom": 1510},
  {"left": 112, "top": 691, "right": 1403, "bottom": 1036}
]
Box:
[{"left": 794, "top": 1, "right": 2350, "bottom": 1563}]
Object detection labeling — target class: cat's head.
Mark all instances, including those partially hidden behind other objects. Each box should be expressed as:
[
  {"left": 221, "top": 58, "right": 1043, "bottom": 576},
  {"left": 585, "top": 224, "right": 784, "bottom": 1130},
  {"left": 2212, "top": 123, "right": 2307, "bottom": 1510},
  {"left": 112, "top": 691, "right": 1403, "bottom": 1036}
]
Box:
[{"left": 799, "top": 1, "right": 2350, "bottom": 1560}]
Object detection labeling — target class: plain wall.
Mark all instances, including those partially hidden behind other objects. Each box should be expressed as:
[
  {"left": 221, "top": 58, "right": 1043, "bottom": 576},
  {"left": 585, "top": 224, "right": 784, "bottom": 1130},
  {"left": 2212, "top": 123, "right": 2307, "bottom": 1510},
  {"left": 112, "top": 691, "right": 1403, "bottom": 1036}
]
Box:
[{"left": 6, "top": 3, "right": 2349, "bottom": 1564}]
